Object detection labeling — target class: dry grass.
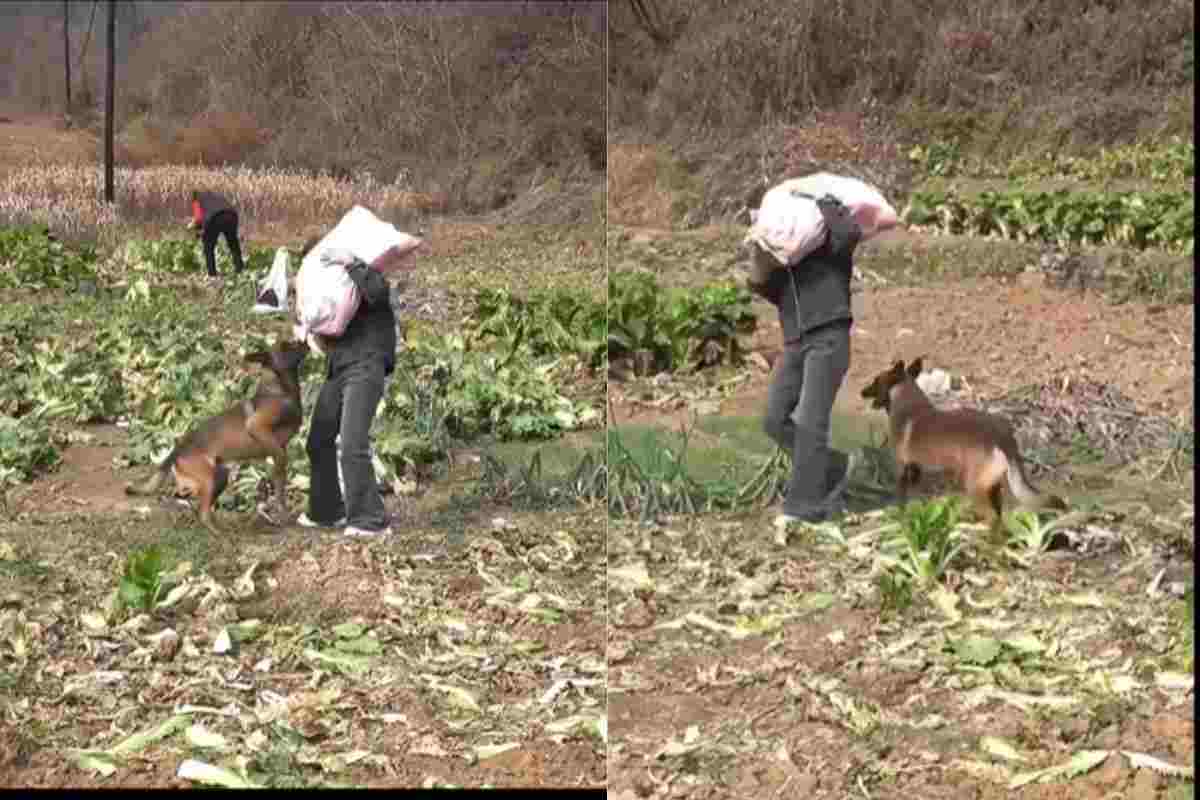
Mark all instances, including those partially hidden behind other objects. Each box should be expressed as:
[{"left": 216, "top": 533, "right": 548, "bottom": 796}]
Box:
[
  {"left": 0, "top": 163, "right": 445, "bottom": 247},
  {"left": 0, "top": 115, "right": 98, "bottom": 176},
  {"left": 118, "top": 111, "right": 272, "bottom": 168},
  {"left": 606, "top": 143, "right": 698, "bottom": 228}
]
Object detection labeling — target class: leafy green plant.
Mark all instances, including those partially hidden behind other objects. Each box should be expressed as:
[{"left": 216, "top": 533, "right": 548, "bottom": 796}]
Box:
[
  {"left": 907, "top": 140, "right": 964, "bottom": 177},
  {"left": 376, "top": 366, "right": 454, "bottom": 477},
  {"left": 1004, "top": 509, "right": 1084, "bottom": 555},
  {"left": 879, "top": 497, "right": 965, "bottom": 587},
  {"left": 117, "top": 237, "right": 274, "bottom": 278},
  {"left": 904, "top": 188, "right": 1193, "bottom": 253},
  {"left": 118, "top": 546, "right": 166, "bottom": 612},
  {"left": 474, "top": 287, "right": 606, "bottom": 368},
  {"left": 0, "top": 415, "right": 63, "bottom": 485},
  {"left": 0, "top": 313, "right": 41, "bottom": 419},
  {"left": 29, "top": 337, "right": 126, "bottom": 424},
  {"left": 120, "top": 238, "right": 202, "bottom": 274},
  {"left": 0, "top": 225, "right": 97, "bottom": 289},
  {"left": 1003, "top": 138, "right": 1194, "bottom": 183},
  {"left": 661, "top": 283, "right": 757, "bottom": 367},
  {"left": 909, "top": 137, "right": 1194, "bottom": 183},
  {"left": 402, "top": 332, "right": 599, "bottom": 441},
  {"left": 607, "top": 271, "right": 679, "bottom": 373},
  {"left": 607, "top": 271, "right": 757, "bottom": 375}
]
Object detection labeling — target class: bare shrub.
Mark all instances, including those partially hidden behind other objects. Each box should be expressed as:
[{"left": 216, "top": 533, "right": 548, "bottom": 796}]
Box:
[
  {"left": 611, "top": 0, "right": 1194, "bottom": 149},
  {"left": 1, "top": 2, "right": 605, "bottom": 222},
  {"left": 171, "top": 111, "right": 271, "bottom": 166}
]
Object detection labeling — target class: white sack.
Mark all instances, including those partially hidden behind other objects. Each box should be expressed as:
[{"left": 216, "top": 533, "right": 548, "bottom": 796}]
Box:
[
  {"left": 744, "top": 173, "right": 899, "bottom": 267},
  {"left": 294, "top": 205, "right": 423, "bottom": 338}
]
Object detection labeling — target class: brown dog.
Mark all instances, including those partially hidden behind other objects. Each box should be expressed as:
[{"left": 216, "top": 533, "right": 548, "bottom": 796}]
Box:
[
  {"left": 861, "top": 358, "right": 1067, "bottom": 526},
  {"left": 124, "top": 339, "right": 308, "bottom": 534}
]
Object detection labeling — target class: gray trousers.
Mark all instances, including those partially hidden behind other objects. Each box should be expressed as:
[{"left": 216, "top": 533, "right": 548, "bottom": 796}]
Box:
[
  {"left": 763, "top": 321, "right": 852, "bottom": 516},
  {"left": 306, "top": 357, "right": 389, "bottom": 531}
]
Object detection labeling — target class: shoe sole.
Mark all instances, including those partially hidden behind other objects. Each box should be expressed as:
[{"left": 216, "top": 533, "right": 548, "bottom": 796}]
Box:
[
  {"left": 297, "top": 515, "right": 347, "bottom": 530},
  {"left": 343, "top": 527, "right": 392, "bottom": 538},
  {"left": 774, "top": 513, "right": 826, "bottom": 528}
]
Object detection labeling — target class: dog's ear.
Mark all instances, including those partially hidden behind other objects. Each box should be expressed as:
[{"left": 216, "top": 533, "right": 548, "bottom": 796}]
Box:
[
  {"left": 863, "top": 376, "right": 890, "bottom": 410},
  {"left": 907, "top": 357, "right": 924, "bottom": 379}
]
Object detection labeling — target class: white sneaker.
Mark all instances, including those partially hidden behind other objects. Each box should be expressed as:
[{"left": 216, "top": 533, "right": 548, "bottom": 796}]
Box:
[
  {"left": 773, "top": 513, "right": 801, "bottom": 528},
  {"left": 343, "top": 525, "right": 392, "bottom": 538},
  {"left": 297, "top": 512, "right": 347, "bottom": 529},
  {"left": 774, "top": 509, "right": 827, "bottom": 527}
]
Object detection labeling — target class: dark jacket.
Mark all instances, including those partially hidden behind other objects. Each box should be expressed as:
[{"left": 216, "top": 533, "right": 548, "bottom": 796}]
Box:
[
  {"left": 756, "top": 195, "right": 862, "bottom": 343},
  {"left": 191, "top": 192, "right": 234, "bottom": 227},
  {"left": 325, "top": 260, "right": 397, "bottom": 377}
]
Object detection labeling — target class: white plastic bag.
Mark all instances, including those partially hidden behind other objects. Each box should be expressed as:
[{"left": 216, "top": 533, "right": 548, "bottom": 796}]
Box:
[
  {"left": 295, "top": 206, "right": 424, "bottom": 338},
  {"left": 744, "top": 173, "right": 899, "bottom": 267},
  {"left": 252, "top": 247, "right": 290, "bottom": 315}
]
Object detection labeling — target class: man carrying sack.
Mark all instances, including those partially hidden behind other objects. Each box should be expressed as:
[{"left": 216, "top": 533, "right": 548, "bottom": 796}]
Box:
[
  {"left": 748, "top": 192, "right": 862, "bottom": 528},
  {"left": 744, "top": 175, "right": 898, "bottom": 529}
]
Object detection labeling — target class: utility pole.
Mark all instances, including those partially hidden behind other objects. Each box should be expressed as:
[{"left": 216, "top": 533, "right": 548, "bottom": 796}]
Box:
[
  {"left": 104, "top": 0, "right": 115, "bottom": 204},
  {"left": 64, "top": 0, "right": 71, "bottom": 114}
]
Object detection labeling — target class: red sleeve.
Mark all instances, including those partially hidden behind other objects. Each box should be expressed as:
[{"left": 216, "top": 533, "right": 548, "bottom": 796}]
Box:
[{"left": 191, "top": 200, "right": 204, "bottom": 225}]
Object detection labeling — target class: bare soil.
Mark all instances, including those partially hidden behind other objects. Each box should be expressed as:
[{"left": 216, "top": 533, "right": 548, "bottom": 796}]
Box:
[{"left": 607, "top": 224, "right": 1194, "bottom": 799}]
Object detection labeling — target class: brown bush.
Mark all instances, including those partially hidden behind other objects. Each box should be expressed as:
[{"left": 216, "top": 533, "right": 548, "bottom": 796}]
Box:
[{"left": 171, "top": 112, "right": 271, "bottom": 166}]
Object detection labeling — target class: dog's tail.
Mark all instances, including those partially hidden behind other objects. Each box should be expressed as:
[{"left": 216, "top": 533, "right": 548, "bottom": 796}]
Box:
[
  {"left": 123, "top": 448, "right": 179, "bottom": 496},
  {"left": 1005, "top": 452, "right": 1068, "bottom": 511}
]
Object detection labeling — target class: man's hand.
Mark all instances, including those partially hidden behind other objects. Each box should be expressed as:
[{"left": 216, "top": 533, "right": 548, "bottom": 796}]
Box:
[
  {"left": 815, "top": 193, "right": 845, "bottom": 211},
  {"left": 816, "top": 193, "right": 862, "bottom": 258}
]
